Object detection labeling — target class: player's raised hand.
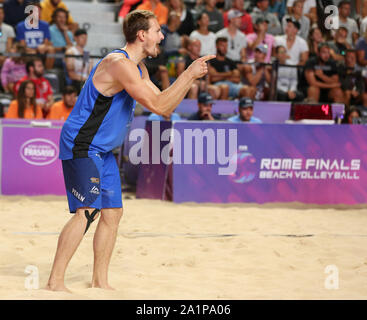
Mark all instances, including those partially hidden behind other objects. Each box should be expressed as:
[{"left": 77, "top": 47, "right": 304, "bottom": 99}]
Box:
[{"left": 187, "top": 55, "right": 216, "bottom": 79}]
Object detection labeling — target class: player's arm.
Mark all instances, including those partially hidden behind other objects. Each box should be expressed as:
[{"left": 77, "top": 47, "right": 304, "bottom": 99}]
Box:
[{"left": 111, "top": 54, "right": 215, "bottom": 116}]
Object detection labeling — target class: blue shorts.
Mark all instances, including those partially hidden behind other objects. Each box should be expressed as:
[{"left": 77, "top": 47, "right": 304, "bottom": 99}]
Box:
[
  {"left": 214, "top": 80, "right": 243, "bottom": 98},
  {"left": 62, "top": 152, "right": 122, "bottom": 213}
]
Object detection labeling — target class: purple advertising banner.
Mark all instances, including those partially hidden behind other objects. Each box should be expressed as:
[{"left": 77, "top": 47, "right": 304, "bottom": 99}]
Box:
[
  {"left": 171, "top": 122, "right": 367, "bottom": 204},
  {"left": 136, "top": 120, "right": 172, "bottom": 200},
  {"left": 1, "top": 123, "right": 65, "bottom": 195}
]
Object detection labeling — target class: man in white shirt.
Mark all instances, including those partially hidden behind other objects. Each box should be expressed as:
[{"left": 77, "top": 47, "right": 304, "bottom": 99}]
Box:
[
  {"left": 215, "top": 9, "right": 247, "bottom": 62},
  {"left": 275, "top": 45, "right": 304, "bottom": 101},
  {"left": 334, "top": 1, "right": 359, "bottom": 46},
  {"left": 274, "top": 17, "right": 309, "bottom": 65}
]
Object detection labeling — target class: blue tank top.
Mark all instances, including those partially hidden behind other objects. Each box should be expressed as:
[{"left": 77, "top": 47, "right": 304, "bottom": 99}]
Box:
[{"left": 59, "top": 49, "right": 142, "bottom": 160}]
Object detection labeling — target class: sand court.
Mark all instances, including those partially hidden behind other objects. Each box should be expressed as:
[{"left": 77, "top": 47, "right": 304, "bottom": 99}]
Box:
[{"left": 1, "top": 195, "right": 367, "bottom": 300}]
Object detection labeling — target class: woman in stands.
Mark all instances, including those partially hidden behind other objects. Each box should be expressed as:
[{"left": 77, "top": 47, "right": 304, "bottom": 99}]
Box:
[{"left": 5, "top": 80, "right": 43, "bottom": 119}]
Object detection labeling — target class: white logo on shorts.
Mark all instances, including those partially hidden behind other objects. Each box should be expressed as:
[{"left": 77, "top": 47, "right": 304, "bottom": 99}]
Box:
[
  {"left": 72, "top": 188, "right": 85, "bottom": 202},
  {"left": 90, "top": 186, "right": 100, "bottom": 195}
]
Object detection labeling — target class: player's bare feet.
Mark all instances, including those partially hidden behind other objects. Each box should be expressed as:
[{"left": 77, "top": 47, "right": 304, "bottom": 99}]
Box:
[
  {"left": 45, "top": 282, "right": 72, "bottom": 293},
  {"left": 91, "top": 281, "right": 115, "bottom": 290}
]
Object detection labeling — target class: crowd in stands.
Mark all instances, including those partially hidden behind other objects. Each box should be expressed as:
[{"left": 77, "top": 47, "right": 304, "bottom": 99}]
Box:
[{"left": 1, "top": 0, "right": 367, "bottom": 125}]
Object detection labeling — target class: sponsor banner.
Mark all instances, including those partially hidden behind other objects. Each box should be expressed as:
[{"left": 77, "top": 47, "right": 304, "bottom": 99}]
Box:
[
  {"left": 172, "top": 122, "right": 367, "bottom": 204},
  {"left": 1, "top": 125, "right": 65, "bottom": 195}
]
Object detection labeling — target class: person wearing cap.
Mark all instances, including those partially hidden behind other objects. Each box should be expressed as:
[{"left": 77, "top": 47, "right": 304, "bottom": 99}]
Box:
[
  {"left": 65, "top": 28, "right": 93, "bottom": 94},
  {"left": 304, "top": 42, "right": 344, "bottom": 104},
  {"left": 215, "top": 9, "right": 247, "bottom": 63},
  {"left": 223, "top": 0, "right": 253, "bottom": 35},
  {"left": 187, "top": 92, "right": 221, "bottom": 120},
  {"left": 251, "top": 0, "right": 282, "bottom": 36},
  {"left": 209, "top": 37, "right": 253, "bottom": 99},
  {"left": 246, "top": 17, "right": 274, "bottom": 63},
  {"left": 227, "top": 97, "right": 262, "bottom": 123},
  {"left": 274, "top": 17, "right": 308, "bottom": 66},
  {"left": 241, "top": 43, "right": 271, "bottom": 100},
  {"left": 282, "top": 0, "right": 310, "bottom": 40}
]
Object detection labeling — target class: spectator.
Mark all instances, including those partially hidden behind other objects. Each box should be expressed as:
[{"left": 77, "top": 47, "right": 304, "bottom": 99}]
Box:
[
  {"left": 49, "top": 8, "right": 73, "bottom": 52},
  {"left": 216, "top": 9, "right": 247, "bottom": 62},
  {"left": 0, "top": 5, "right": 16, "bottom": 64},
  {"left": 161, "top": 11, "right": 184, "bottom": 57},
  {"left": 286, "top": 0, "right": 316, "bottom": 24},
  {"left": 360, "top": 0, "right": 367, "bottom": 35},
  {"left": 275, "top": 45, "right": 304, "bottom": 101},
  {"left": 187, "top": 92, "right": 221, "bottom": 120},
  {"left": 341, "top": 107, "right": 361, "bottom": 124},
  {"left": 304, "top": 42, "right": 344, "bottom": 103},
  {"left": 209, "top": 37, "right": 252, "bottom": 99},
  {"left": 148, "top": 111, "right": 181, "bottom": 121},
  {"left": 282, "top": 0, "right": 310, "bottom": 40},
  {"left": 246, "top": 17, "right": 275, "bottom": 63},
  {"left": 65, "top": 28, "right": 92, "bottom": 94},
  {"left": 5, "top": 80, "right": 43, "bottom": 119},
  {"left": 47, "top": 85, "right": 77, "bottom": 120},
  {"left": 251, "top": 0, "right": 282, "bottom": 36},
  {"left": 137, "top": 0, "right": 168, "bottom": 25},
  {"left": 189, "top": 12, "right": 216, "bottom": 56},
  {"left": 356, "top": 29, "right": 367, "bottom": 66},
  {"left": 118, "top": 0, "right": 143, "bottom": 22},
  {"left": 16, "top": 2, "right": 55, "bottom": 69},
  {"left": 176, "top": 38, "right": 225, "bottom": 99},
  {"left": 334, "top": 1, "right": 359, "bottom": 46},
  {"left": 339, "top": 50, "right": 364, "bottom": 106},
  {"left": 328, "top": 27, "right": 351, "bottom": 62},
  {"left": 356, "top": 92, "right": 367, "bottom": 116},
  {"left": 3, "top": 0, "right": 29, "bottom": 29},
  {"left": 307, "top": 26, "right": 325, "bottom": 59},
  {"left": 274, "top": 17, "right": 309, "bottom": 65},
  {"left": 269, "top": 0, "right": 287, "bottom": 21},
  {"left": 223, "top": 0, "right": 254, "bottom": 35},
  {"left": 40, "top": 0, "right": 78, "bottom": 32},
  {"left": 14, "top": 57, "right": 54, "bottom": 116},
  {"left": 143, "top": 45, "right": 171, "bottom": 90},
  {"left": 241, "top": 44, "right": 272, "bottom": 100},
  {"left": 200, "top": 0, "right": 224, "bottom": 33},
  {"left": 227, "top": 97, "right": 262, "bottom": 123},
  {"left": 1, "top": 42, "right": 27, "bottom": 94},
  {"left": 166, "top": 0, "right": 194, "bottom": 36}
]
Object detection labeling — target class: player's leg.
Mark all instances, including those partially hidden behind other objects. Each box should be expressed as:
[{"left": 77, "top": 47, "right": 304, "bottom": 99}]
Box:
[
  {"left": 46, "top": 207, "right": 99, "bottom": 292},
  {"left": 47, "top": 156, "right": 103, "bottom": 291},
  {"left": 92, "top": 207, "right": 123, "bottom": 289},
  {"left": 92, "top": 152, "right": 123, "bottom": 289}
]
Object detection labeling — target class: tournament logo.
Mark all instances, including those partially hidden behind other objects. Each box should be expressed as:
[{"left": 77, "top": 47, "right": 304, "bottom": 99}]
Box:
[
  {"left": 20, "top": 138, "right": 59, "bottom": 166},
  {"left": 228, "top": 151, "right": 257, "bottom": 184}
]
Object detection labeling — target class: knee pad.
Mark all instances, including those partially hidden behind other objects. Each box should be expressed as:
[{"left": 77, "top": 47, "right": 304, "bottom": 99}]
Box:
[{"left": 84, "top": 209, "right": 100, "bottom": 234}]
